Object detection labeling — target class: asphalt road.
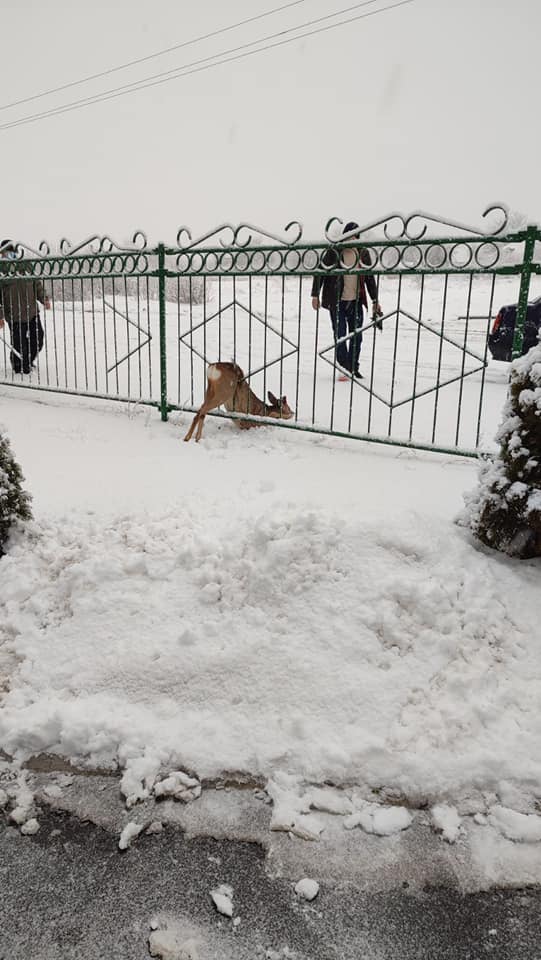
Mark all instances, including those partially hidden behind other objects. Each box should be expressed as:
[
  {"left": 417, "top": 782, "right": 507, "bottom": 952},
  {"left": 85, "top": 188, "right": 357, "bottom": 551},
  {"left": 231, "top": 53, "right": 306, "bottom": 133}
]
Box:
[{"left": 1, "top": 810, "right": 540, "bottom": 960}]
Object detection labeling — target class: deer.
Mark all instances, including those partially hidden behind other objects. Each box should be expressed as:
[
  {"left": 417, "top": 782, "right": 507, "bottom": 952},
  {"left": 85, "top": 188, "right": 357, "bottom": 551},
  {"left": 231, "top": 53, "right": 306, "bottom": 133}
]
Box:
[{"left": 184, "top": 362, "right": 293, "bottom": 442}]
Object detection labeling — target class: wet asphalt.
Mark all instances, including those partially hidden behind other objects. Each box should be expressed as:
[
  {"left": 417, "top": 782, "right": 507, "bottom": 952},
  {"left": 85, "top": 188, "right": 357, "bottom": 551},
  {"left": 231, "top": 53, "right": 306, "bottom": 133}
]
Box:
[{"left": 1, "top": 809, "right": 540, "bottom": 960}]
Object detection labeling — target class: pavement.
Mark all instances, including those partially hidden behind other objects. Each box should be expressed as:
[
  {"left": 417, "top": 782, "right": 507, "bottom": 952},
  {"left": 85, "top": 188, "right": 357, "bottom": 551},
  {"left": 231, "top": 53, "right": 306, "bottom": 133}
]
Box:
[{"left": 2, "top": 806, "right": 541, "bottom": 960}]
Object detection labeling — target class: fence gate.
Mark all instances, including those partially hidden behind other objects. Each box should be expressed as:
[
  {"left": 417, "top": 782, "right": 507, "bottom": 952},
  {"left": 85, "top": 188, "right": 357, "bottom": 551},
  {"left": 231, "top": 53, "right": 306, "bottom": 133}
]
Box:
[{"left": 1, "top": 209, "right": 540, "bottom": 457}]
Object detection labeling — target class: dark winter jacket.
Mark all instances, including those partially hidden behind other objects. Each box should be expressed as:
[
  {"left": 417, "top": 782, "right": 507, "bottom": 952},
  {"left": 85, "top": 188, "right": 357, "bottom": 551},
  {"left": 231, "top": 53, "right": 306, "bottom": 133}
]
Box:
[
  {"left": 311, "top": 246, "right": 378, "bottom": 310},
  {"left": 0, "top": 270, "right": 46, "bottom": 325}
]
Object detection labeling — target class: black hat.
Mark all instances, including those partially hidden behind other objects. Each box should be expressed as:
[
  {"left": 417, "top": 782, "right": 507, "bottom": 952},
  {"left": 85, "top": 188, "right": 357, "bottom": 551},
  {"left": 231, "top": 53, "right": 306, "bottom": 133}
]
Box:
[
  {"left": 343, "top": 221, "right": 360, "bottom": 237},
  {"left": 0, "top": 239, "right": 15, "bottom": 252}
]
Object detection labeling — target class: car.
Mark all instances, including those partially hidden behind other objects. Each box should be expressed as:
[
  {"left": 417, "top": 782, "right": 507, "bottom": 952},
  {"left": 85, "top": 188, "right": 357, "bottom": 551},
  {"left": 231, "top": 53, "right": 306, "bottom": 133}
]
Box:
[{"left": 487, "top": 296, "right": 541, "bottom": 361}]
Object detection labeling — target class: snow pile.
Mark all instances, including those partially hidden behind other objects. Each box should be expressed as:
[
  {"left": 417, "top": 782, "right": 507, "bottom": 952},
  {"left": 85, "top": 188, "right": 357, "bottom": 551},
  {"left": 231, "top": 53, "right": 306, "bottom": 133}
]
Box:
[
  {"left": 118, "top": 820, "right": 145, "bottom": 850},
  {"left": 431, "top": 803, "right": 461, "bottom": 843},
  {"left": 344, "top": 803, "right": 413, "bottom": 836},
  {"left": 210, "top": 884, "right": 234, "bottom": 918},
  {"left": 20, "top": 817, "right": 40, "bottom": 836},
  {"left": 488, "top": 806, "right": 541, "bottom": 843},
  {"left": 294, "top": 878, "right": 319, "bottom": 901},
  {"left": 153, "top": 772, "right": 202, "bottom": 804},
  {"left": 0, "top": 499, "right": 540, "bottom": 809},
  {"left": 148, "top": 920, "right": 202, "bottom": 960}
]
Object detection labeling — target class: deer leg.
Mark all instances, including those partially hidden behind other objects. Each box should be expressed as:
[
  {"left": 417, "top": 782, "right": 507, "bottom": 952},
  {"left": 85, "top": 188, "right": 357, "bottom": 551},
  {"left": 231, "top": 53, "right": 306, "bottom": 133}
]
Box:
[
  {"left": 184, "top": 410, "right": 202, "bottom": 442},
  {"left": 195, "top": 410, "right": 208, "bottom": 442},
  {"left": 191, "top": 397, "right": 219, "bottom": 442}
]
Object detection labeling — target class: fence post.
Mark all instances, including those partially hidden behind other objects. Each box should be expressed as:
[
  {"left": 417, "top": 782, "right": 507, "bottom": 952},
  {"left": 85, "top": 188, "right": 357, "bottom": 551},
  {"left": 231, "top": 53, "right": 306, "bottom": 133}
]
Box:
[
  {"left": 157, "top": 242, "right": 168, "bottom": 421},
  {"left": 512, "top": 225, "right": 537, "bottom": 360}
]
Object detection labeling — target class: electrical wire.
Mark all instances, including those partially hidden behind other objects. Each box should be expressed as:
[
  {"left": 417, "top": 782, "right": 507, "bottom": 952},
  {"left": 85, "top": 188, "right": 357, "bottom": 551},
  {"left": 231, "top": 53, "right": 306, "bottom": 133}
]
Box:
[
  {"left": 0, "top": 0, "right": 414, "bottom": 132},
  {"left": 0, "top": 0, "right": 310, "bottom": 113},
  {"left": 3, "top": 1, "right": 379, "bottom": 126}
]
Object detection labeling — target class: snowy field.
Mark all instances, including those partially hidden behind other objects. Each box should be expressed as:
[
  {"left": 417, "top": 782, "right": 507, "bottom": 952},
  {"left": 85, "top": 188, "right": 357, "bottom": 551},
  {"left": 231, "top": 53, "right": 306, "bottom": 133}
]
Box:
[
  {"left": 0, "top": 371, "right": 540, "bottom": 846},
  {"left": 2, "top": 272, "right": 539, "bottom": 452}
]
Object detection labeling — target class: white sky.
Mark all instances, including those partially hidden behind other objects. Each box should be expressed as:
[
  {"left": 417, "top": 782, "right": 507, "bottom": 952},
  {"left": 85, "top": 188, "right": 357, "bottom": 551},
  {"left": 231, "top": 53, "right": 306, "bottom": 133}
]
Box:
[{"left": 1, "top": 0, "right": 539, "bottom": 245}]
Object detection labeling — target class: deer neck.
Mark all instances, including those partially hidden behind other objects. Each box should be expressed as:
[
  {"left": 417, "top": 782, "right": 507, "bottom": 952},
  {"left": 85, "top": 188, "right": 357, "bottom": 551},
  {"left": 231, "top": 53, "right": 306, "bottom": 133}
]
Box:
[{"left": 226, "top": 379, "right": 266, "bottom": 417}]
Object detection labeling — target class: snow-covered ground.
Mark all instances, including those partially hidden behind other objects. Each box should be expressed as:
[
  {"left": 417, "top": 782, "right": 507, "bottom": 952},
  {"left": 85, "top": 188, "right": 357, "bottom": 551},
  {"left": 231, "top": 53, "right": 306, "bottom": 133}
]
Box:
[{"left": 0, "top": 378, "right": 540, "bottom": 843}]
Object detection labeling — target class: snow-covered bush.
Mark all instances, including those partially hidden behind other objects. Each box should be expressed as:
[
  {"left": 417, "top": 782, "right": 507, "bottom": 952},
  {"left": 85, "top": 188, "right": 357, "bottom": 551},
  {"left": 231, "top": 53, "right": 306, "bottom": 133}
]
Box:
[
  {"left": 461, "top": 342, "right": 541, "bottom": 558},
  {"left": 0, "top": 429, "right": 32, "bottom": 557},
  {"left": 166, "top": 276, "right": 207, "bottom": 305}
]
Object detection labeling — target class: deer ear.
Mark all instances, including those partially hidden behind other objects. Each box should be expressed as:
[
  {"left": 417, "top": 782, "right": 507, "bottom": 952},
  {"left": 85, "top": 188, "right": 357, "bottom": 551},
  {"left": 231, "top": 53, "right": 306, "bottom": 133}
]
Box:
[{"left": 268, "top": 391, "right": 278, "bottom": 405}]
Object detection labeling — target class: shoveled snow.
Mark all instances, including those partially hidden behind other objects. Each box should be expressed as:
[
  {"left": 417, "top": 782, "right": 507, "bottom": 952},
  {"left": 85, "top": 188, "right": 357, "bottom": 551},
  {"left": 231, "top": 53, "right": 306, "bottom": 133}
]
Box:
[
  {"left": 152, "top": 772, "right": 202, "bottom": 805},
  {"left": 488, "top": 806, "right": 541, "bottom": 843},
  {"left": 344, "top": 804, "right": 413, "bottom": 836},
  {"left": 431, "top": 804, "right": 462, "bottom": 843},
  {"left": 294, "top": 878, "right": 320, "bottom": 901},
  {"left": 20, "top": 817, "right": 40, "bottom": 835},
  {"left": 148, "top": 925, "right": 201, "bottom": 960},
  {"left": 0, "top": 390, "right": 540, "bottom": 818},
  {"left": 118, "top": 820, "right": 144, "bottom": 850},
  {"left": 210, "top": 884, "right": 233, "bottom": 917}
]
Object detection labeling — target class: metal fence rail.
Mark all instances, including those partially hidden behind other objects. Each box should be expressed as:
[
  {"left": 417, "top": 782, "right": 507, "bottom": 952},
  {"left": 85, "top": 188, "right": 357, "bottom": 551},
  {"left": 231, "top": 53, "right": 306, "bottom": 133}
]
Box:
[{"left": 1, "top": 210, "right": 540, "bottom": 457}]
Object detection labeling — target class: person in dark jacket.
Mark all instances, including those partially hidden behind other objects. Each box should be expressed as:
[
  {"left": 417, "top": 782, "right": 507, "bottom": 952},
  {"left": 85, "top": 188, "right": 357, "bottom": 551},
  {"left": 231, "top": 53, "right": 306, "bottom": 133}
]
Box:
[
  {"left": 311, "top": 221, "right": 382, "bottom": 379},
  {"left": 0, "top": 240, "right": 51, "bottom": 374}
]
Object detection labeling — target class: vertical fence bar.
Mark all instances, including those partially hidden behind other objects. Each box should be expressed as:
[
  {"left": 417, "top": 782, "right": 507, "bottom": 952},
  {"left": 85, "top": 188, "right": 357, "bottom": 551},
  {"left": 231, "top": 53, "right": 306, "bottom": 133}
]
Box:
[
  {"left": 176, "top": 277, "right": 182, "bottom": 406},
  {"left": 111, "top": 278, "right": 119, "bottom": 395},
  {"left": 263, "top": 275, "right": 269, "bottom": 403},
  {"left": 387, "top": 274, "right": 402, "bottom": 437},
  {"left": 474, "top": 272, "right": 496, "bottom": 449},
  {"left": 123, "top": 274, "right": 131, "bottom": 399},
  {"left": 51, "top": 282, "right": 60, "bottom": 386},
  {"left": 512, "top": 226, "right": 537, "bottom": 359},
  {"left": 431, "top": 273, "right": 449, "bottom": 445},
  {"left": 81, "top": 277, "right": 89, "bottom": 391},
  {"left": 294, "top": 276, "right": 302, "bottom": 424},
  {"left": 454, "top": 272, "right": 474, "bottom": 448},
  {"left": 188, "top": 277, "right": 194, "bottom": 404},
  {"left": 90, "top": 277, "right": 98, "bottom": 392},
  {"left": 71, "top": 279, "right": 78, "bottom": 389},
  {"left": 248, "top": 274, "right": 253, "bottom": 379},
  {"left": 146, "top": 274, "right": 152, "bottom": 400},
  {"left": 157, "top": 243, "right": 168, "bottom": 421},
  {"left": 408, "top": 274, "right": 425, "bottom": 441},
  {"left": 311, "top": 301, "right": 320, "bottom": 427}
]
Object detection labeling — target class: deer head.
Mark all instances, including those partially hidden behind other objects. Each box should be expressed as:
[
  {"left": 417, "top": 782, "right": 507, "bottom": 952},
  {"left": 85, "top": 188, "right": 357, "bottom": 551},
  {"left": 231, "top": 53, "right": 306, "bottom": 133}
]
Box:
[{"left": 267, "top": 391, "right": 293, "bottom": 420}]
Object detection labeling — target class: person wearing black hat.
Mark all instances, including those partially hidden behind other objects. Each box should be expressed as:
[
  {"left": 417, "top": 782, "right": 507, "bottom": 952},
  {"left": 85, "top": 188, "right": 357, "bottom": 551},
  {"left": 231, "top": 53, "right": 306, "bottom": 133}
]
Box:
[
  {"left": 0, "top": 240, "right": 51, "bottom": 375},
  {"left": 311, "top": 221, "right": 383, "bottom": 379}
]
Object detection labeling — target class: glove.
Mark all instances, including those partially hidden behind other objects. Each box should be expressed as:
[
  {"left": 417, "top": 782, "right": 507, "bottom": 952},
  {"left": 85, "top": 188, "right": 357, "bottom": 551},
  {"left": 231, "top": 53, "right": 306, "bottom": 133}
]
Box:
[{"left": 372, "top": 303, "right": 383, "bottom": 330}]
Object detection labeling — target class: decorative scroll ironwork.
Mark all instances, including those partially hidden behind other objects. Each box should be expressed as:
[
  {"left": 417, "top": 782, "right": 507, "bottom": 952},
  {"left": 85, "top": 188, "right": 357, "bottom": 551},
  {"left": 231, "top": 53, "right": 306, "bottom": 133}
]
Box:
[
  {"left": 1, "top": 232, "right": 150, "bottom": 264},
  {"left": 58, "top": 231, "right": 149, "bottom": 255},
  {"left": 324, "top": 204, "right": 510, "bottom": 243},
  {"left": 161, "top": 208, "right": 522, "bottom": 276},
  {"left": 174, "top": 221, "right": 303, "bottom": 251}
]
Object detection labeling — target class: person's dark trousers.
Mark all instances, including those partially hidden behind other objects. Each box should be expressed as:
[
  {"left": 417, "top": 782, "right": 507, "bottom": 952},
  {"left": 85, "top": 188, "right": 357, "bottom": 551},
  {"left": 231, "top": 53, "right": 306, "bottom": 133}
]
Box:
[
  {"left": 9, "top": 314, "right": 44, "bottom": 374},
  {"left": 328, "top": 300, "right": 364, "bottom": 372}
]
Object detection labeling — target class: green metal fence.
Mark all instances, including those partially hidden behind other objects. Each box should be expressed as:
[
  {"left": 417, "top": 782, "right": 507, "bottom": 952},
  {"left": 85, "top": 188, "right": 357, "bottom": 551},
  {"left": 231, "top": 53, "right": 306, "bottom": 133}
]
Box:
[{"left": 1, "top": 208, "right": 540, "bottom": 457}]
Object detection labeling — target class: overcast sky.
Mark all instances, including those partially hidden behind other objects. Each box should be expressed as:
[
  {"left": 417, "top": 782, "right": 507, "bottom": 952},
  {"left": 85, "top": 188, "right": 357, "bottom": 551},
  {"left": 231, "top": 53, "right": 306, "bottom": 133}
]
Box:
[{"left": 1, "top": 0, "right": 539, "bottom": 246}]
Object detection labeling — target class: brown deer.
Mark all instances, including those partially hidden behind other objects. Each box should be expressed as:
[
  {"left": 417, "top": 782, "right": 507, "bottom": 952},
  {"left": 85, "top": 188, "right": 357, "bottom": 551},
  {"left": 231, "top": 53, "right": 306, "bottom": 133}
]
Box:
[{"left": 184, "top": 362, "right": 293, "bottom": 442}]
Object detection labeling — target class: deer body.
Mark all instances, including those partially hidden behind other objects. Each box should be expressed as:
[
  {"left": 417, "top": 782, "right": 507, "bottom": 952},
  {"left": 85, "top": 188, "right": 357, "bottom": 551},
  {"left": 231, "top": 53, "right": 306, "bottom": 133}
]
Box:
[{"left": 184, "top": 362, "right": 292, "bottom": 442}]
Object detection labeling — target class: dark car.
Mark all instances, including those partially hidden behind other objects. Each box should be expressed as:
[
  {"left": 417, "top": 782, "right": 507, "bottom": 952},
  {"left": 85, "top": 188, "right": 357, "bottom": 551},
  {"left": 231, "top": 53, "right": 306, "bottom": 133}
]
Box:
[{"left": 488, "top": 296, "right": 541, "bottom": 361}]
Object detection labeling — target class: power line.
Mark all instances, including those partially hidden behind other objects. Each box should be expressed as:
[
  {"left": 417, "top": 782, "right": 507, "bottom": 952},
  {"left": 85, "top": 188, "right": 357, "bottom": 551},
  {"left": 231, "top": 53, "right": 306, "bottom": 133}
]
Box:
[
  {"left": 1, "top": 0, "right": 380, "bottom": 129},
  {"left": 0, "top": 0, "right": 414, "bottom": 133},
  {"left": 0, "top": 0, "right": 310, "bottom": 113}
]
